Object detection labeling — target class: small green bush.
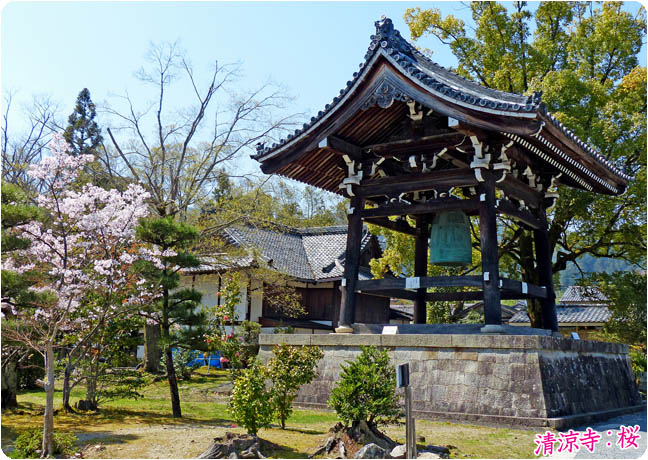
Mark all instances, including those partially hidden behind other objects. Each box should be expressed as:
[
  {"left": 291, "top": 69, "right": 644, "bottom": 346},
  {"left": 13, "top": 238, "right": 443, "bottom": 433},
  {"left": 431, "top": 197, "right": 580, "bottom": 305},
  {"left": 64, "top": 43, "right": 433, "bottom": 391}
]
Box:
[
  {"left": 160, "top": 349, "right": 200, "bottom": 380},
  {"left": 13, "top": 427, "right": 76, "bottom": 458},
  {"left": 328, "top": 346, "right": 401, "bottom": 429},
  {"left": 228, "top": 360, "right": 275, "bottom": 436},
  {"left": 267, "top": 344, "right": 323, "bottom": 429}
]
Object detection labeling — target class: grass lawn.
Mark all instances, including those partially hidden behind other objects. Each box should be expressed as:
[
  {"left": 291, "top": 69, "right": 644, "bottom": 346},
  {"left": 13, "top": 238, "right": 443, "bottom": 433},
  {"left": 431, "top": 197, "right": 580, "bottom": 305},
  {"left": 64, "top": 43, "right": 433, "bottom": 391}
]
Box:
[{"left": 1, "top": 367, "right": 540, "bottom": 459}]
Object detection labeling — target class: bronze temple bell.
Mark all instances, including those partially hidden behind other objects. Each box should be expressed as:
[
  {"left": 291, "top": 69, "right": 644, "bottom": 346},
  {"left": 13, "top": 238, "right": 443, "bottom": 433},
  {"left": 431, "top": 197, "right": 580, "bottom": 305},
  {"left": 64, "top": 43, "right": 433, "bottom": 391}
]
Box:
[{"left": 429, "top": 211, "right": 472, "bottom": 266}]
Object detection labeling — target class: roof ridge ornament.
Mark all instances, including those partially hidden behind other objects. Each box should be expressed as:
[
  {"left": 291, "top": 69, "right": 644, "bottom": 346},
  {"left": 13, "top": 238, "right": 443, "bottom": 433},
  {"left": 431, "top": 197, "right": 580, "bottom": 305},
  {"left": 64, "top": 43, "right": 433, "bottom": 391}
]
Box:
[{"left": 373, "top": 16, "right": 414, "bottom": 59}]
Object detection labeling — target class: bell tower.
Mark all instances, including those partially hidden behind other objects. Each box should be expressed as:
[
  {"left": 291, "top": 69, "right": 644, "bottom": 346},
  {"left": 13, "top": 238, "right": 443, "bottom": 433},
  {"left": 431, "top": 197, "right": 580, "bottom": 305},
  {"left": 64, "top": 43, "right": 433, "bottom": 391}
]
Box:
[{"left": 252, "top": 16, "right": 630, "bottom": 334}]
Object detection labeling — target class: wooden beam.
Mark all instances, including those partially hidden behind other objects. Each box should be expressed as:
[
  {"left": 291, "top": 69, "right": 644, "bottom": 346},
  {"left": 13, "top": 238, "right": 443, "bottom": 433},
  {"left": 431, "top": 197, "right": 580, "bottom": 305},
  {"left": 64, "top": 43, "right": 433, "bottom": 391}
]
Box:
[
  {"left": 358, "top": 287, "right": 553, "bottom": 302},
  {"left": 318, "top": 136, "right": 363, "bottom": 161},
  {"left": 498, "top": 175, "right": 542, "bottom": 210},
  {"left": 358, "top": 168, "right": 478, "bottom": 198},
  {"left": 495, "top": 199, "right": 542, "bottom": 230},
  {"left": 364, "top": 132, "right": 463, "bottom": 156},
  {"left": 356, "top": 275, "right": 483, "bottom": 291},
  {"left": 426, "top": 291, "right": 483, "bottom": 302},
  {"left": 362, "top": 196, "right": 480, "bottom": 219},
  {"left": 500, "top": 278, "right": 547, "bottom": 299},
  {"left": 365, "top": 289, "right": 418, "bottom": 301},
  {"left": 363, "top": 217, "right": 416, "bottom": 236}
]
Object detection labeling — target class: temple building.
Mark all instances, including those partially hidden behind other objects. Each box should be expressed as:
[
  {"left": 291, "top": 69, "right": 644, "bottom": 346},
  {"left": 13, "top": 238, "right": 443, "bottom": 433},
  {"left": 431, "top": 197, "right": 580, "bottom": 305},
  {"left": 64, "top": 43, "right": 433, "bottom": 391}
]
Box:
[
  {"left": 255, "top": 17, "right": 640, "bottom": 428},
  {"left": 252, "top": 16, "right": 630, "bottom": 334}
]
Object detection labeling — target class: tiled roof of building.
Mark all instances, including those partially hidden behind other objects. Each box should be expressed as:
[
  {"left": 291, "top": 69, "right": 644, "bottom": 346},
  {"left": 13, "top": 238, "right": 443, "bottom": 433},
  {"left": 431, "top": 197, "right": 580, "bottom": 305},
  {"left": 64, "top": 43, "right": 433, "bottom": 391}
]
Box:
[
  {"left": 184, "top": 255, "right": 256, "bottom": 274},
  {"left": 208, "top": 223, "right": 374, "bottom": 282},
  {"left": 390, "top": 303, "right": 414, "bottom": 320},
  {"left": 559, "top": 286, "right": 608, "bottom": 304},
  {"left": 252, "top": 16, "right": 630, "bottom": 189},
  {"left": 509, "top": 306, "right": 611, "bottom": 324}
]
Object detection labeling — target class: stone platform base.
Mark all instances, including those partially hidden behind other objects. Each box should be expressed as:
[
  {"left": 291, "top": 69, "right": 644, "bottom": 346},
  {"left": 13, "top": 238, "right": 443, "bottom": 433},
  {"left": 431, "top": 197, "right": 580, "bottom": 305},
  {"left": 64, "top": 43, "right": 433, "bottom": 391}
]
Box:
[{"left": 258, "top": 331, "right": 642, "bottom": 429}]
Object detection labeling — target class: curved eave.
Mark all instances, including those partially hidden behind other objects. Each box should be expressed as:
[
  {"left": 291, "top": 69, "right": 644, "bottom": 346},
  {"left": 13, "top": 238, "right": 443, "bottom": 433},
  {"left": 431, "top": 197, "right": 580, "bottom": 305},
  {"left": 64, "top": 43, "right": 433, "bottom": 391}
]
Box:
[
  {"left": 254, "top": 48, "right": 541, "bottom": 167},
  {"left": 254, "top": 30, "right": 631, "bottom": 196}
]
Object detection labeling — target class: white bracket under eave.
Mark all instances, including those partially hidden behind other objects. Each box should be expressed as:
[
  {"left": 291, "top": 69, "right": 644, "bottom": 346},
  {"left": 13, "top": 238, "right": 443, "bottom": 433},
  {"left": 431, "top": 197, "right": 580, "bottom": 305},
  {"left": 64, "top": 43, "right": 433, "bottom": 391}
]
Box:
[
  {"left": 407, "top": 100, "right": 423, "bottom": 121},
  {"left": 341, "top": 278, "right": 347, "bottom": 287},
  {"left": 370, "top": 156, "right": 385, "bottom": 176},
  {"left": 483, "top": 271, "right": 490, "bottom": 282},
  {"left": 470, "top": 136, "right": 483, "bottom": 158},
  {"left": 523, "top": 166, "right": 537, "bottom": 188}
]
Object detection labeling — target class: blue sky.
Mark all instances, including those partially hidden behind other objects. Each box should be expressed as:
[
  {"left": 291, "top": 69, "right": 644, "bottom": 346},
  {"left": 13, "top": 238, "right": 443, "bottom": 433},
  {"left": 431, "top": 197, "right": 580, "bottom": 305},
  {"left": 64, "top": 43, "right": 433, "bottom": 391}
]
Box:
[{"left": 2, "top": 1, "right": 646, "bottom": 176}]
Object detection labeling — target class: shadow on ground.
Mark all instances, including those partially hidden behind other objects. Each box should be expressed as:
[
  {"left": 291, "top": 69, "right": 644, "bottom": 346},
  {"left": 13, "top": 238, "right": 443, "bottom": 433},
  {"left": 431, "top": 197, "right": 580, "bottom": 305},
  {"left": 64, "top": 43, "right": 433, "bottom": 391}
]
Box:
[{"left": 76, "top": 432, "right": 141, "bottom": 445}]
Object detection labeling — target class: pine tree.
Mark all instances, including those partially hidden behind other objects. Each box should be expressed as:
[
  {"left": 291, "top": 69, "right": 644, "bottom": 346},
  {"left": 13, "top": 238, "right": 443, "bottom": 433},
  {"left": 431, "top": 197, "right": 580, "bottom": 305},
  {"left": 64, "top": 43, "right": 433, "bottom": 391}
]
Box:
[
  {"left": 135, "top": 216, "right": 207, "bottom": 418},
  {"left": 63, "top": 88, "right": 102, "bottom": 157},
  {"left": 1, "top": 182, "right": 42, "bottom": 409}
]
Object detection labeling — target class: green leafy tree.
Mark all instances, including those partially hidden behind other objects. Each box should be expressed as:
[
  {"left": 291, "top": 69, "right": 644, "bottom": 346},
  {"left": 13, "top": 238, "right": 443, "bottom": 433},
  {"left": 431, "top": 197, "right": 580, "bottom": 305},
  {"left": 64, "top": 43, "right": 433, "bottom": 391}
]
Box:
[
  {"left": 594, "top": 271, "right": 647, "bottom": 348},
  {"left": 135, "top": 216, "right": 207, "bottom": 418},
  {"left": 397, "top": 2, "right": 646, "bottom": 327},
  {"left": 159, "top": 349, "right": 200, "bottom": 381},
  {"left": 76, "top": 313, "right": 147, "bottom": 410},
  {"left": 228, "top": 360, "right": 275, "bottom": 436},
  {"left": 267, "top": 344, "right": 323, "bottom": 429},
  {"left": 328, "top": 346, "right": 401, "bottom": 429},
  {"left": 206, "top": 272, "right": 263, "bottom": 378}
]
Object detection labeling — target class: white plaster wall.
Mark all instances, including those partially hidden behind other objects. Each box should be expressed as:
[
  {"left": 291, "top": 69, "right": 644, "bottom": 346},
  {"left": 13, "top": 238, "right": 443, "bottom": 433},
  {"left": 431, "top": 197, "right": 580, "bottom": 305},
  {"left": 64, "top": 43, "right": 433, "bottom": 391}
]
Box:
[{"left": 181, "top": 273, "right": 248, "bottom": 321}]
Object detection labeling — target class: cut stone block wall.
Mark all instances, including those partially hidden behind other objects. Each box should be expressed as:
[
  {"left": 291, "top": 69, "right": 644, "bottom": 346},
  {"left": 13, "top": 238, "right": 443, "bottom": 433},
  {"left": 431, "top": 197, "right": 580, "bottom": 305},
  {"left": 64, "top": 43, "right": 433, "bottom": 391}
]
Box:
[{"left": 258, "top": 333, "right": 642, "bottom": 428}]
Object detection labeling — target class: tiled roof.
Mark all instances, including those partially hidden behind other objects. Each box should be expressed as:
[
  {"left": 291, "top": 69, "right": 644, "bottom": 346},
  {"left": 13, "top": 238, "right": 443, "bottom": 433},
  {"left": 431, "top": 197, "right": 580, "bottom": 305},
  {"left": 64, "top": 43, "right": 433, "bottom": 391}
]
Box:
[
  {"left": 559, "top": 286, "right": 608, "bottom": 304},
  {"left": 509, "top": 306, "right": 611, "bottom": 324},
  {"left": 215, "top": 224, "right": 374, "bottom": 282},
  {"left": 390, "top": 303, "right": 414, "bottom": 320},
  {"left": 252, "top": 16, "right": 629, "bottom": 186},
  {"left": 184, "top": 255, "right": 255, "bottom": 274}
]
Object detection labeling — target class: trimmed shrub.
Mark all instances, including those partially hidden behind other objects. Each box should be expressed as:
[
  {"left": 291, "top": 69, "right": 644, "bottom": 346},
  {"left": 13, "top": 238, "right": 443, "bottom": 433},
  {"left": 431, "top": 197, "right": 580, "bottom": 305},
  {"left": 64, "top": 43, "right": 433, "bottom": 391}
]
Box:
[
  {"left": 328, "top": 346, "right": 401, "bottom": 429},
  {"left": 228, "top": 360, "right": 274, "bottom": 436},
  {"left": 267, "top": 344, "right": 323, "bottom": 428}
]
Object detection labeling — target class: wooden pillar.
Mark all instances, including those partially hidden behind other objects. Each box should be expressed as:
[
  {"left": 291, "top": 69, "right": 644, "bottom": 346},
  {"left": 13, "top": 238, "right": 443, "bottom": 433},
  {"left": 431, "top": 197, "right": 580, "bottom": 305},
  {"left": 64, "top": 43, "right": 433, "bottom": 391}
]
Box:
[
  {"left": 413, "top": 215, "right": 430, "bottom": 324},
  {"left": 534, "top": 207, "right": 559, "bottom": 332},
  {"left": 478, "top": 174, "right": 502, "bottom": 327},
  {"left": 337, "top": 195, "right": 364, "bottom": 333}
]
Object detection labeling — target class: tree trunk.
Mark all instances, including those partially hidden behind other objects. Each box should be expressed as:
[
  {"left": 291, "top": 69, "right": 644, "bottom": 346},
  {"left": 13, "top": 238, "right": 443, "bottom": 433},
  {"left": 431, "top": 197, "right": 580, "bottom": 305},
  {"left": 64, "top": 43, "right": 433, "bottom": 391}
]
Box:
[
  {"left": 165, "top": 347, "right": 182, "bottom": 418},
  {"left": 42, "top": 343, "right": 55, "bottom": 457},
  {"left": 144, "top": 323, "right": 162, "bottom": 373},
  {"left": 61, "top": 355, "right": 75, "bottom": 413},
  {"left": 84, "top": 358, "right": 98, "bottom": 407},
  {"left": 1, "top": 358, "right": 18, "bottom": 409}
]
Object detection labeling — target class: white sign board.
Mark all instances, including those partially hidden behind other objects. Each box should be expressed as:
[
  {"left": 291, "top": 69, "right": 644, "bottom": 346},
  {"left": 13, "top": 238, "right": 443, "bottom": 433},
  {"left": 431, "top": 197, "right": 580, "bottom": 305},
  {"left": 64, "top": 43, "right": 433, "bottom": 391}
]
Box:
[{"left": 405, "top": 277, "right": 420, "bottom": 289}]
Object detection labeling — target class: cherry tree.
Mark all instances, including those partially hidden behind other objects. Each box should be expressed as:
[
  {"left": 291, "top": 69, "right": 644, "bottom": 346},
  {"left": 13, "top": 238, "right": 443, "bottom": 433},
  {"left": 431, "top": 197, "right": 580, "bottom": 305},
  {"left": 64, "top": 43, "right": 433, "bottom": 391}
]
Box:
[{"left": 2, "top": 134, "right": 149, "bottom": 456}]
